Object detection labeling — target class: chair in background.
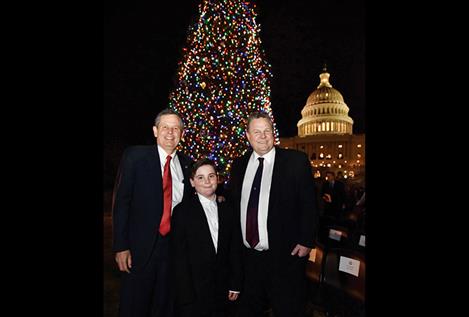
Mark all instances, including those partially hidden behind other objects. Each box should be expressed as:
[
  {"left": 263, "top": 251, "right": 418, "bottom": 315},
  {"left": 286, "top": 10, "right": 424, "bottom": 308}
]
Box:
[
  {"left": 305, "top": 242, "right": 325, "bottom": 308},
  {"left": 348, "top": 210, "right": 366, "bottom": 253},
  {"left": 351, "top": 231, "right": 366, "bottom": 253},
  {"left": 320, "top": 225, "right": 351, "bottom": 251},
  {"left": 339, "top": 205, "right": 365, "bottom": 233},
  {"left": 321, "top": 248, "right": 365, "bottom": 317},
  {"left": 306, "top": 242, "right": 325, "bottom": 283}
]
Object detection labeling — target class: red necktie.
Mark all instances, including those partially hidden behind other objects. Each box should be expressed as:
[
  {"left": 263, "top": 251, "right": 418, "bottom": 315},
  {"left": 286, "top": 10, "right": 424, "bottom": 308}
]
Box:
[{"left": 159, "top": 155, "right": 172, "bottom": 236}]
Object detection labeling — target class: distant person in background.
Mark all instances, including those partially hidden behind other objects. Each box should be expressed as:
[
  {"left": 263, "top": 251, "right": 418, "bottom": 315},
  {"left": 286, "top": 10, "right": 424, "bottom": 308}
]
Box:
[
  {"left": 171, "top": 158, "right": 241, "bottom": 317},
  {"left": 336, "top": 170, "right": 344, "bottom": 181},
  {"left": 321, "top": 171, "right": 347, "bottom": 220},
  {"left": 355, "top": 189, "right": 366, "bottom": 229},
  {"left": 356, "top": 190, "right": 365, "bottom": 209},
  {"left": 112, "top": 108, "right": 192, "bottom": 317}
]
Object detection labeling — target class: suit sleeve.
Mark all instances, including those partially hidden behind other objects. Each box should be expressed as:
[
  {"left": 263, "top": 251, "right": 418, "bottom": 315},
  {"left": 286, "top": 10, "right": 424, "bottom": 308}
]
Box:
[
  {"left": 297, "top": 152, "right": 318, "bottom": 248},
  {"left": 112, "top": 147, "right": 134, "bottom": 252},
  {"left": 171, "top": 204, "right": 196, "bottom": 306},
  {"left": 228, "top": 204, "right": 243, "bottom": 292}
]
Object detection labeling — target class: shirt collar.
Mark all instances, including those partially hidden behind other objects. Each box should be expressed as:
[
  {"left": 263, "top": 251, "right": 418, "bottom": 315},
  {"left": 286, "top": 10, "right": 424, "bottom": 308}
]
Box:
[
  {"left": 157, "top": 145, "right": 176, "bottom": 161},
  {"left": 197, "top": 193, "right": 217, "bottom": 205},
  {"left": 252, "top": 146, "right": 275, "bottom": 164}
]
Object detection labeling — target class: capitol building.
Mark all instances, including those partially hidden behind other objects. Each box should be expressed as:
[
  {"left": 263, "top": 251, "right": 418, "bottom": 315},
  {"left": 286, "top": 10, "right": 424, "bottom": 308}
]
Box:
[{"left": 279, "top": 68, "right": 365, "bottom": 180}]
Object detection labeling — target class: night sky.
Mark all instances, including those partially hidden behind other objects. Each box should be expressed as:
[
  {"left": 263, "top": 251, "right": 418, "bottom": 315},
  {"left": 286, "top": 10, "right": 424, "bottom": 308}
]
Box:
[{"left": 103, "top": 0, "right": 365, "bottom": 185}]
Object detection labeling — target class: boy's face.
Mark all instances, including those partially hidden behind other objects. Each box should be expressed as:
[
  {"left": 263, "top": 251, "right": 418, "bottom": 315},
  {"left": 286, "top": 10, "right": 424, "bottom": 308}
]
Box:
[{"left": 190, "top": 164, "right": 218, "bottom": 199}]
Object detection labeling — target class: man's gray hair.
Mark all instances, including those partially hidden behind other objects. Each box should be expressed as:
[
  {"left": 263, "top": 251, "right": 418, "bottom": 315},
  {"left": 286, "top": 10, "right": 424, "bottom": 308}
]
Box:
[{"left": 154, "top": 108, "right": 184, "bottom": 129}]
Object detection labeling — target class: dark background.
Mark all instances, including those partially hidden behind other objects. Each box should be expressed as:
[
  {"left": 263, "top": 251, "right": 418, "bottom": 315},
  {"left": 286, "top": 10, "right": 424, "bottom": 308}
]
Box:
[{"left": 103, "top": 0, "right": 365, "bottom": 189}]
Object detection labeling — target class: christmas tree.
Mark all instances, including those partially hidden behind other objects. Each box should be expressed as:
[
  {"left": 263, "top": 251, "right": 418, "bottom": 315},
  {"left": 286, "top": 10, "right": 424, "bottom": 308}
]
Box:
[{"left": 168, "top": 0, "right": 279, "bottom": 177}]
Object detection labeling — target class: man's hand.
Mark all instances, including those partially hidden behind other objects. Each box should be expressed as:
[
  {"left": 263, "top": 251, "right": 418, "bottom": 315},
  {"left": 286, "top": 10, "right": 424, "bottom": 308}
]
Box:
[
  {"left": 291, "top": 244, "right": 311, "bottom": 257},
  {"left": 228, "top": 291, "right": 239, "bottom": 301},
  {"left": 115, "top": 250, "right": 132, "bottom": 273},
  {"left": 322, "top": 193, "right": 332, "bottom": 203}
]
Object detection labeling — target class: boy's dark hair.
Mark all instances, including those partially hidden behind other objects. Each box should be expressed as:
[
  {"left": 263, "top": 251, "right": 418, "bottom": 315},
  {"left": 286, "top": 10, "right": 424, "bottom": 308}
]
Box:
[{"left": 190, "top": 158, "right": 218, "bottom": 179}]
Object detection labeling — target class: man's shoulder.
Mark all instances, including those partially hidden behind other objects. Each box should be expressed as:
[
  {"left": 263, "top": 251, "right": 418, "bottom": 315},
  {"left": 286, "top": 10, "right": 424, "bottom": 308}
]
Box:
[
  {"left": 234, "top": 150, "right": 252, "bottom": 160},
  {"left": 231, "top": 150, "right": 252, "bottom": 169},
  {"left": 276, "top": 147, "right": 308, "bottom": 160},
  {"left": 123, "top": 145, "right": 155, "bottom": 159},
  {"left": 175, "top": 152, "right": 194, "bottom": 175},
  {"left": 125, "top": 145, "right": 154, "bottom": 152},
  {"left": 174, "top": 194, "right": 199, "bottom": 215},
  {"left": 176, "top": 151, "right": 193, "bottom": 164},
  {"left": 336, "top": 180, "right": 346, "bottom": 189}
]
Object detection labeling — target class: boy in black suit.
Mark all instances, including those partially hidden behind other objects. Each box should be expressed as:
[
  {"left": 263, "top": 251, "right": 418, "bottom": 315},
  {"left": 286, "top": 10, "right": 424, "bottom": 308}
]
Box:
[{"left": 171, "top": 158, "right": 242, "bottom": 317}]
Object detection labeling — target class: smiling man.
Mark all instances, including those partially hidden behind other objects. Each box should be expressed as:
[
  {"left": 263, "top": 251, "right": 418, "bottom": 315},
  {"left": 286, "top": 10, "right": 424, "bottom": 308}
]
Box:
[
  {"left": 112, "top": 108, "right": 193, "bottom": 317},
  {"left": 227, "top": 111, "right": 319, "bottom": 317}
]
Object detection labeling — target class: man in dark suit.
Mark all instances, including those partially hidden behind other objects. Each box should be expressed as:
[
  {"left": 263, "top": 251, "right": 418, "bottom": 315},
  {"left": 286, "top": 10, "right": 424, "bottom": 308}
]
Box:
[
  {"left": 227, "top": 111, "right": 318, "bottom": 317},
  {"left": 321, "top": 170, "right": 347, "bottom": 220},
  {"left": 112, "top": 108, "right": 192, "bottom": 317},
  {"left": 171, "top": 158, "right": 242, "bottom": 317}
]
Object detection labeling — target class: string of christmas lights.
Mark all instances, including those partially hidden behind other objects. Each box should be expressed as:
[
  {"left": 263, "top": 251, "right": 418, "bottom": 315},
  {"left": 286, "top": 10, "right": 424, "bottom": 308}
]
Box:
[{"left": 168, "top": 0, "right": 279, "bottom": 177}]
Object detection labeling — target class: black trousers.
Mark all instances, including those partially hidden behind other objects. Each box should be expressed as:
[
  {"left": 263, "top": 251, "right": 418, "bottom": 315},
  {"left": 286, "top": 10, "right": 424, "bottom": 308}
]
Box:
[
  {"left": 238, "top": 247, "right": 307, "bottom": 317},
  {"left": 118, "top": 234, "right": 173, "bottom": 317},
  {"left": 175, "top": 304, "right": 226, "bottom": 317}
]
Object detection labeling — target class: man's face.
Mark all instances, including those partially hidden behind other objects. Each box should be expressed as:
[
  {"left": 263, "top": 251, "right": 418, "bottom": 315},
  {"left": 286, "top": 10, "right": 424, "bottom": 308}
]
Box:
[
  {"left": 246, "top": 118, "right": 274, "bottom": 156},
  {"left": 153, "top": 114, "right": 184, "bottom": 154}
]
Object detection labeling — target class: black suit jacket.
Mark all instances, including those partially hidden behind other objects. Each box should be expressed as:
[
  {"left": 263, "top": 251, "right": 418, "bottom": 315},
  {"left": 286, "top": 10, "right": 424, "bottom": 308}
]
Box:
[
  {"left": 112, "top": 145, "right": 192, "bottom": 270},
  {"left": 170, "top": 194, "right": 242, "bottom": 315},
  {"left": 321, "top": 179, "right": 347, "bottom": 217},
  {"left": 227, "top": 147, "right": 318, "bottom": 262}
]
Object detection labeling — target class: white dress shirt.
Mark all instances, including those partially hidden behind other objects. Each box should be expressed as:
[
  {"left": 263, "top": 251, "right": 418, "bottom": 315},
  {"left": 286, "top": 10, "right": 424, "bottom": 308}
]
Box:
[
  {"left": 198, "top": 193, "right": 219, "bottom": 253},
  {"left": 240, "top": 147, "right": 275, "bottom": 250},
  {"left": 157, "top": 145, "right": 185, "bottom": 213}
]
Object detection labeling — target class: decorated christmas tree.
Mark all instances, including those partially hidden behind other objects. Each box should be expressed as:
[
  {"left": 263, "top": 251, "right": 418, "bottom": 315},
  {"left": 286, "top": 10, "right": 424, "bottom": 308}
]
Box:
[{"left": 168, "top": 0, "right": 279, "bottom": 177}]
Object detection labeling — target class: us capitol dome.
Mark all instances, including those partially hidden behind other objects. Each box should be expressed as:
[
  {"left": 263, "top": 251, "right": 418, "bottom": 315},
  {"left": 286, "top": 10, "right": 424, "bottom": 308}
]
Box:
[
  {"left": 280, "top": 67, "right": 365, "bottom": 180},
  {"left": 297, "top": 68, "right": 354, "bottom": 136}
]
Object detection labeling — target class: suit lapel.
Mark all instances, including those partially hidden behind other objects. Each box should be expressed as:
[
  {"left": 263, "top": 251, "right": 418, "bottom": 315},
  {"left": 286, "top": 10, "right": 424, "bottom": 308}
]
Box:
[
  {"left": 150, "top": 148, "right": 190, "bottom": 183},
  {"left": 147, "top": 145, "right": 163, "bottom": 192},
  {"left": 268, "top": 147, "right": 283, "bottom": 213},
  {"left": 176, "top": 152, "right": 191, "bottom": 184},
  {"left": 216, "top": 201, "right": 226, "bottom": 254},
  {"left": 194, "top": 195, "right": 218, "bottom": 256},
  {"left": 235, "top": 152, "right": 251, "bottom": 198}
]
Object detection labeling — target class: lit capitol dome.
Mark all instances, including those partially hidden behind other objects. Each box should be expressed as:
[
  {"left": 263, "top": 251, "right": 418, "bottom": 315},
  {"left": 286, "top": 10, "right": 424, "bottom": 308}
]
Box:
[{"left": 297, "top": 67, "right": 353, "bottom": 137}]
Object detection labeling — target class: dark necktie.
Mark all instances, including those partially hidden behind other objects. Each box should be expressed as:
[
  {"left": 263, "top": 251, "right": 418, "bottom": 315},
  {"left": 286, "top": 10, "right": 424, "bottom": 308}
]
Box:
[
  {"left": 246, "top": 157, "right": 264, "bottom": 248},
  {"left": 159, "top": 155, "right": 172, "bottom": 236}
]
